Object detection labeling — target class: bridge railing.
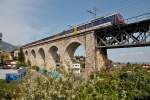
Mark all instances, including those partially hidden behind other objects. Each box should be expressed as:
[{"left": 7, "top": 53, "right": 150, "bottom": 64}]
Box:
[{"left": 125, "top": 12, "right": 150, "bottom": 24}]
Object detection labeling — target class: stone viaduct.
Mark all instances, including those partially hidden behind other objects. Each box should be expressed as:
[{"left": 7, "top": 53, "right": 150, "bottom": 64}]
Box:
[
  {"left": 22, "top": 12, "right": 150, "bottom": 74},
  {"left": 22, "top": 29, "right": 108, "bottom": 73}
]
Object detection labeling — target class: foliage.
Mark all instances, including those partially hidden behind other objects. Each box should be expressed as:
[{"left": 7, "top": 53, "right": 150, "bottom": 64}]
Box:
[
  {"left": 27, "top": 59, "right": 31, "bottom": 66},
  {"left": 80, "top": 63, "right": 85, "bottom": 69},
  {"left": 0, "top": 79, "right": 21, "bottom": 99},
  {"left": 43, "top": 69, "right": 48, "bottom": 74},
  {"left": 18, "top": 48, "right": 25, "bottom": 66},
  {"left": 16, "top": 61, "right": 28, "bottom": 68},
  {"left": 36, "top": 66, "right": 40, "bottom": 72},
  {"left": 3, "top": 52, "right": 11, "bottom": 61},
  {"left": 3, "top": 65, "right": 150, "bottom": 100}
]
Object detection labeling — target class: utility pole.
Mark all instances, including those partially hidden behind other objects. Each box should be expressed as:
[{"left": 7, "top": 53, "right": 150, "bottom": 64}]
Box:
[{"left": 87, "top": 8, "right": 98, "bottom": 19}]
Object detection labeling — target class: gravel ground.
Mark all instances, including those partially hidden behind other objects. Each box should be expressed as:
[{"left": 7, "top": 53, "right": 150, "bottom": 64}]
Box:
[{"left": 0, "top": 69, "right": 18, "bottom": 79}]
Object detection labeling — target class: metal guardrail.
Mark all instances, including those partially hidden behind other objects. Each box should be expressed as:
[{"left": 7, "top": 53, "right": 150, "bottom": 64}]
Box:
[{"left": 125, "top": 12, "right": 150, "bottom": 24}]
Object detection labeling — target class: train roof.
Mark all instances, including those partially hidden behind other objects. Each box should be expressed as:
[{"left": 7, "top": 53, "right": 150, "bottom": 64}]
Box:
[
  {"left": 104, "top": 12, "right": 120, "bottom": 18},
  {"left": 91, "top": 12, "right": 120, "bottom": 22}
]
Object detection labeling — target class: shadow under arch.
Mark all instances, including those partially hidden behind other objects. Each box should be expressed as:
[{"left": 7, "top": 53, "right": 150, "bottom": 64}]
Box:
[
  {"left": 30, "top": 49, "right": 36, "bottom": 66},
  {"left": 25, "top": 50, "right": 28, "bottom": 56},
  {"left": 38, "top": 48, "right": 45, "bottom": 67},
  {"left": 24, "top": 50, "right": 29, "bottom": 63},
  {"left": 49, "top": 46, "right": 60, "bottom": 63},
  {"left": 31, "top": 49, "right": 36, "bottom": 58}
]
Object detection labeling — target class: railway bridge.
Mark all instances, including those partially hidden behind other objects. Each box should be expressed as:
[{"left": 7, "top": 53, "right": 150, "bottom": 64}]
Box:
[{"left": 22, "top": 13, "right": 150, "bottom": 73}]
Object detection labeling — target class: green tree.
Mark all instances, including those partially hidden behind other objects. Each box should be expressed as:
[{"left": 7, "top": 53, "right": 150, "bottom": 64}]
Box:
[
  {"left": 18, "top": 48, "right": 25, "bottom": 65},
  {"left": 3, "top": 52, "right": 11, "bottom": 61}
]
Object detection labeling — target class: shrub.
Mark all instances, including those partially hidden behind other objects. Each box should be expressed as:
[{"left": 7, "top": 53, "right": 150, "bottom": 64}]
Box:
[
  {"left": 43, "top": 69, "right": 47, "bottom": 74},
  {"left": 27, "top": 60, "right": 31, "bottom": 66},
  {"left": 18, "top": 48, "right": 25, "bottom": 65},
  {"left": 32, "top": 65, "right": 39, "bottom": 71},
  {"left": 10, "top": 65, "right": 150, "bottom": 100},
  {"left": 80, "top": 63, "right": 85, "bottom": 69},
  {"left": 35, "top": 66, "right": 40, "bottom": 72}
]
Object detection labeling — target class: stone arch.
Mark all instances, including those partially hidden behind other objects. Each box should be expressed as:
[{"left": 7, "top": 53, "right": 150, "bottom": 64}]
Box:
[
  {"left": 31, "top": 49, "right": 36, "bottom": 58},
  {"left": 38, "top": 48, "right": 45, "bottom": 67},
  {"left": 64, "top": 41, "right": 85, "bottom": 68},
  {"left": 49, "top": 46, "right": 60, "bottom": 63},
  {"left": 25, "top": 50, "right": 28, "bottom": 56},
  {"left": 66, "top": 42, "right": 82, "bottom": 59},
  {"left": 24, "top": 50, "right": 29, "bottom": 63},
  {"left": 30, "top": 49, "right": 36, "bottom": 66}
]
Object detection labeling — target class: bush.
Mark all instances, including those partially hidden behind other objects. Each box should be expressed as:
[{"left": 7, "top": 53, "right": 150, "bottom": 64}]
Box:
[
  {"left": 43, "top": 69, "right": 47, "bottom": 74},
  {"left": 35, "top": 66, "right": 40, "bottom": 72},
  {"left": 32, "top": 66, "right": 39, "bottom": 71},
  {"left": 0, "top": 80, "right": 21, "bottom": 99},
  {"left": 80, "top": 63, "right": 85, "bottom": 69},
  {"left": 27, "top": 60, "right": 31, "bottom": 66},
  {"left": 10, "top": 65, "right": 150, "bottom": 99}
]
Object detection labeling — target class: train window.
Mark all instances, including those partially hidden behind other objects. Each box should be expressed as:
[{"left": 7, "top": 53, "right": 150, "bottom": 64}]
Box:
[
  {"left": 82, "top": 25, "right": 86, "bottom": 30},
  {"left": 93, "top": 21, "right": 97, "bottom": 26},
  {"left": 104, "top": 15, "right": 115, "bottom": 25},
  {"left": 105, "top": 16, "right": 113, "bottom": 22},
  {"left": 109, "top": 16, "right": 113, "bottom": 21},
  {"left": 103, "top": 18, "right": 107, "bottom": 23},
  {"left": 78, "top": 25, "right": 82, "bottom": 30},
  {"left": 93, "top": 20, "right": 100, "bottom": 26},
  {"left": 99, "top": 19, "right": 104, "bottom": 24},
  {"left": 81, "top": 25, "right": 84, "bottom": 30},
  {"left": 86, "top": 23, "right": 91, "bottom": 28},
  {"left": 85, "top": 24, "right": 88, "bottom": 28},
  {"left": 79, "top": 26, "right": 82, "bottom": 30},
  {"left": 89, "top": 23, "right": 92, "bottom": 27}
]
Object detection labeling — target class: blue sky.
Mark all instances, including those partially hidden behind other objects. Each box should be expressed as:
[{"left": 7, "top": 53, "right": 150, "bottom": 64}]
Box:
[{"left": 0, "top": 0, "right": 150, "bottom": 63}]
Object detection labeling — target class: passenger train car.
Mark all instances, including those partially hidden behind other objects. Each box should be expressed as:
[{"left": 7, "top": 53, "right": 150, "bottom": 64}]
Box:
[{"left": 60, "top": 13, "right": 125, "bottom": 36}]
